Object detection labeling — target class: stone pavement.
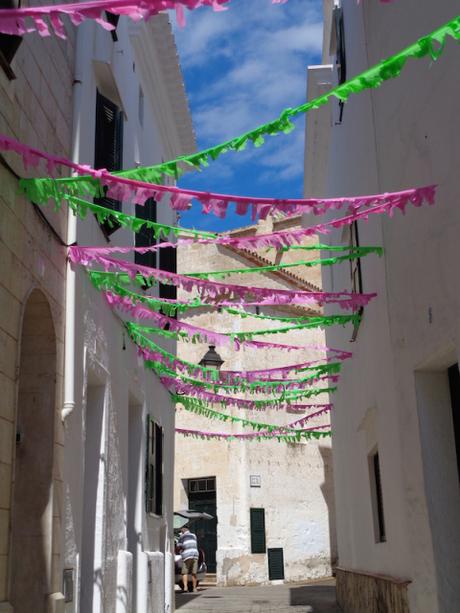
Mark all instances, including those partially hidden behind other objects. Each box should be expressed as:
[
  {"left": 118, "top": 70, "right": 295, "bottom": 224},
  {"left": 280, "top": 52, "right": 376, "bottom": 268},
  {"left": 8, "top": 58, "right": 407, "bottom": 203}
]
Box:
[{"left": 175, "top": 579, "right": 343, "bottom": 612}]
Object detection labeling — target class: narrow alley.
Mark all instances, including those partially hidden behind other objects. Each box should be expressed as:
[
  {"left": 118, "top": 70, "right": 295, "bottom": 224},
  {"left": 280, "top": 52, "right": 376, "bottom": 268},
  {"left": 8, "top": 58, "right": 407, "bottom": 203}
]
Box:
[{"left": 175, "top": 580, "right": 341, "bottom": 613}]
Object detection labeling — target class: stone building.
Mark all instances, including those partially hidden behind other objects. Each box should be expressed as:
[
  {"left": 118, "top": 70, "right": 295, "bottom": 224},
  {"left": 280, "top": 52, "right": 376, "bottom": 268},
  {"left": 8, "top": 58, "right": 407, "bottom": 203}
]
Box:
[
  {"left": 0, "top": 9, "right": 194, "bottom": 613},
  {"left": 0, "top": 16, "right": 76, "bottom": 613},
  {"left": 174, "top": 216, "right": 337, "bottom": 586},
  {"left": 304, "top": 1, "right": 460, "bottom": 612},
  {"left": 63, "top": 14, "right": 194, "bottom": 613}
]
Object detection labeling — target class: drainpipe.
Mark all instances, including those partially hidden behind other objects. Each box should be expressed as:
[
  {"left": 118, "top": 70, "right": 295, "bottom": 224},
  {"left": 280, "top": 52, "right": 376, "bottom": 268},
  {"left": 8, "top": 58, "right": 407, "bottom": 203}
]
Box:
[{"left": 62, "top": 23, "right": 90, "bottom": 422}]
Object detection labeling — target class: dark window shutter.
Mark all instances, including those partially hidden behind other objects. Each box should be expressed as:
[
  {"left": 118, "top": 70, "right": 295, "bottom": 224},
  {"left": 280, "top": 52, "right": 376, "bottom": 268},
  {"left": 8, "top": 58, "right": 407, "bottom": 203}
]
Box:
[
  {"left": 250, "top": 508, "right": 266, "bottom": 554},
  {"left": 159, "top": 247, "right": 177, "bottom": 301},
  {"left": 145, "top": 418, "right": 155, "bottom": 514},
  {"left": 94, "top": 90, "right": 124, "bottom": 235},
  {"left": 373, "top": 452, "right": 386, "bottom": 542},
  {"left": 135, "top": 199, "right": 157, "bottom": 269},
  {"left": 448, "top": 364, "right": 460, "bottom": 482},
  {"left": 154, "top": 424, "right": 163, "bottom": 516},
  {"left": 268, "top": 548, "right": 284, "bottom": 580},
  {"left": 333, "top": 6, "right": 346, "bottom": 123},
  {"left": 0, "top": 1, "right": 23, "bottom": 80},
  {"left": 105, "top": 12, "right": 120, "bottom": 42}
]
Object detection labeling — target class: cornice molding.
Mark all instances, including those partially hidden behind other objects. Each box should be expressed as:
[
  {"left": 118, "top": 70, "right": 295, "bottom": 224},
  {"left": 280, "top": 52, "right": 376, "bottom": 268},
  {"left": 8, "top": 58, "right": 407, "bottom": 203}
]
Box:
[{"left": 129, "top": 14, "right": 196, "bottom": 161}]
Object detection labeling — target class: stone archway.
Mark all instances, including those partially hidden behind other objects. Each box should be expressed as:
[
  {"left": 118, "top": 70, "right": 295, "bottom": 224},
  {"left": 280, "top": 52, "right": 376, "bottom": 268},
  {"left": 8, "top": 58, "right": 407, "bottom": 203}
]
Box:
[{"left": 10, "top": 289, "right": 57, "bottom": 613}]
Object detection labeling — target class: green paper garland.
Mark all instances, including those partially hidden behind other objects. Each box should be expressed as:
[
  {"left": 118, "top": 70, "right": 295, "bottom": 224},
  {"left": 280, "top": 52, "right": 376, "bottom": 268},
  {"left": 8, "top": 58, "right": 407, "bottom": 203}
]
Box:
[
  {"left": 88, "top": 271, "right": 362, "bottom": 329},
  {"left": 177, "top": 429, "right": 331, "bottom": 443},
  {"left": 19, "top": 14, "right": 460, "bottom": 197},
  {"left": 147, "top": 357, "right": 341, "bottom": 395},
  {"left": 176, "top": 395, "right": 328, "bottom": 433}
]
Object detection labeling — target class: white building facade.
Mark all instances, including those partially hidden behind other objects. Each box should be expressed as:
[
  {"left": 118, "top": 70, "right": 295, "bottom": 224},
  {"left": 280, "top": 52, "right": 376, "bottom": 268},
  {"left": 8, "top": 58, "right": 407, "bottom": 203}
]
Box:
[
  {"left": 304, "top": 1, "right": 460, "bottom": 612},
  {"left": 174, "top": 219, "right": 337, "bottom": 587},
  {"left": 62, "top": 14, "right": 194, "bottom": 613}
]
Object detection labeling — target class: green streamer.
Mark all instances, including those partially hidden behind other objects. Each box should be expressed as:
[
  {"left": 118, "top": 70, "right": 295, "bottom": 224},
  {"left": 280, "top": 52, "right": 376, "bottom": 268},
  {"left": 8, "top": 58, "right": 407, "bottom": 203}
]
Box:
[
  {"left": 147, "top": 357, "right": 341, "bottom": 395},
  {"left": 185, "top": 247, "right": 383, "bottom": 280},
  {"left": 178, "top": 429, "right": 331, "bottom": 443},
  {"left": 20, "top": 15, "right": 460, "bottom": 198},
  {"left": 176, "top": 395, "right": 326, "bottom": 433},
  {"left": 127, "top": 322, "right": 341, "bottom": 382},
  {"left": 88, "top": 271, "right": 363, "bottom": 329}
]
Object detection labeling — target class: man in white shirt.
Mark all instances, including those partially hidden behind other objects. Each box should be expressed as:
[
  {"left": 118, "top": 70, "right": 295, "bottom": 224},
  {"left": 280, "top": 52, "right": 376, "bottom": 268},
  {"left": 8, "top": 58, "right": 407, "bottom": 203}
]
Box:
[{"left": 177, "top": 526, "right": 199, "bottom": 592}]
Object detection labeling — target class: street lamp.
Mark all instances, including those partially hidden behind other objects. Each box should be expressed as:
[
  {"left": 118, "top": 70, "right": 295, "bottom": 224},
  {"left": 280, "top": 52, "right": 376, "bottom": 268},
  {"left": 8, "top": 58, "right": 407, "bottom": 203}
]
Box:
[{"left": 199, "top": 345, "right": 224, "bottom": 370}]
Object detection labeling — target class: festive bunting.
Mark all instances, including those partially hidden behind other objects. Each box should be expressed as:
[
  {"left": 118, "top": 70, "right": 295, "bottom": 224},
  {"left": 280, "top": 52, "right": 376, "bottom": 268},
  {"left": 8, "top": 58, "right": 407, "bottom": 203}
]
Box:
[
  {"left": 72, "top": 254, "right": 377, "bottom": 310},
  {"left": 127, "top": 325, "right": 349, "bottom": 383},
  {"left": 162, "top": 375, "right": 336, "bottom": 407},
  {"left": 88, "top": 271, "right": 363, "bottom": 327},
  {"left": 0, "top": 0, "right": 233, "bottom": 39},
  {"left": 175, "top": 426, "right": 331, "bottom": 442},
  {"left": 106, "top": 293, "right": 345, "bottom": 352},
  {"left": 16, "top": 14, "right": 459, "bottom": 187},
  {"left": 66, "top": 184, "right": 435, "bottom": 258},
  {"left": 148, "top": 358, "right": 341, "bottom": 394},
  {"left": 177, "top": 397, "right": 332, "bottom": 432}
]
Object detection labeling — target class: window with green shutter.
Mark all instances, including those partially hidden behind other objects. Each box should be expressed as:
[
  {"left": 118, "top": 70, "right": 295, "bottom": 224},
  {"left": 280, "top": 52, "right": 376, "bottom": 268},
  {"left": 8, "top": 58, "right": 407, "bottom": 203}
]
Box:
[
  {"left": 145, "top": 417, "right": 163, "bottom": 516},
  {"left": 250, "top": 508, "right": 266, "bottom": 554},
  {"left": 94, "top": 90, "right": 124, "bottom": 236},
  {"left": 135, "top": 198, "right": 157, "bottom": 270}
]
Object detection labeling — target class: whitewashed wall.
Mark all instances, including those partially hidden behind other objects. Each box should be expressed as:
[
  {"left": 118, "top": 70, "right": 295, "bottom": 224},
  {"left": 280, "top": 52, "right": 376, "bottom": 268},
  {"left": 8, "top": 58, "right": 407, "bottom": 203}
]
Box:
[
  {"left": 304, "top": 1, "right": 460, "bottom": 611},
  {"left": 62, "top": 14, "right": 193, "bottom": 613}
]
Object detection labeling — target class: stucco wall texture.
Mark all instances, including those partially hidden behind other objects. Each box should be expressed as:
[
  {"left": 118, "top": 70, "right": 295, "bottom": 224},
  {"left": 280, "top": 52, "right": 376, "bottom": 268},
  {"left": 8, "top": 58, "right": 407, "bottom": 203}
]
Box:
[
  {"left": 0, "top": 14, "right": 75, "bottom": 609},
  {"left": 174, "top": 223, "right": 337, "bottom": 586},
  {"left": 304, "top": 1, "right": 460, "bottom": 612}
]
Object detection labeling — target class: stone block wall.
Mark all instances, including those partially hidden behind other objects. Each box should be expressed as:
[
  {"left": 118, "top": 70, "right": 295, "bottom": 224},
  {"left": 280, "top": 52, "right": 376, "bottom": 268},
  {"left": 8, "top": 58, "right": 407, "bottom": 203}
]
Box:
[{"left": 0, "top": 11, "right": 75, "bottom": 608}]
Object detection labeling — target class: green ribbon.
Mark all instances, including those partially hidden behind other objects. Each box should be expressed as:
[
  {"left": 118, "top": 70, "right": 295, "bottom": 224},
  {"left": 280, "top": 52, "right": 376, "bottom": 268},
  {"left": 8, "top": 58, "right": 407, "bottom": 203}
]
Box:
[
  {"left": 176, "top": 395, "right": 326, "bottom": 433},
  {"left": 185, "top": 246, "right": 383, "bottom": 280},
  {"left": 19, "top": 15, "right": 460, "bottom": 198}
]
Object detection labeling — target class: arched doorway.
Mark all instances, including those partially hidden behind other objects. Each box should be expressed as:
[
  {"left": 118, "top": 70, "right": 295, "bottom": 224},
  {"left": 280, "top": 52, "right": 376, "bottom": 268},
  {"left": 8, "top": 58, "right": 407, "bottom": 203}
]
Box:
[{"left": 10, "top": 289, "right": 57, "bottom": 612}]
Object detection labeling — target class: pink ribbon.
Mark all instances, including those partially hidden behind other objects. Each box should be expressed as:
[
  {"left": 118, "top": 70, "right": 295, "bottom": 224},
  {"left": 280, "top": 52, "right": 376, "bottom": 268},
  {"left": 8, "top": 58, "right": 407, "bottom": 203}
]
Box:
[{"left": 71, "top": 254, "right": 377, "bottom": 311}]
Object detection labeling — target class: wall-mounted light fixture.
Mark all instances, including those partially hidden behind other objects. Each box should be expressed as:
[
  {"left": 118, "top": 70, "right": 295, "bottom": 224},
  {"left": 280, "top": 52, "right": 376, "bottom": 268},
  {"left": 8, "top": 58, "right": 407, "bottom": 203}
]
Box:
[{"left": 199, "top": 345, "right": 224, "bottom": 371}]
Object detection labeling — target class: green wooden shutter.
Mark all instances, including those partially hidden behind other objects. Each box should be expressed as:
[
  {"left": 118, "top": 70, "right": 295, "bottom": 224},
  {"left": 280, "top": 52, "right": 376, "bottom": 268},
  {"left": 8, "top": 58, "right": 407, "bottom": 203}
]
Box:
[
  {"left": 250, "top": 508, "right": 266, "bottom": 554},
  {"left": 145, "top": 417, "right": 155, "bottom": 513},
  {"left": 154, "top": 423, "right": 163, "bottom": 516},
  {"left": 94, "top": 90, "right": 124, "bottom": 234},
  {"left": 135, "top": 198, "right": 157, "bottom": 269},
  {"left": 268, "top": 548, "right": 284, "bottom": 580}
]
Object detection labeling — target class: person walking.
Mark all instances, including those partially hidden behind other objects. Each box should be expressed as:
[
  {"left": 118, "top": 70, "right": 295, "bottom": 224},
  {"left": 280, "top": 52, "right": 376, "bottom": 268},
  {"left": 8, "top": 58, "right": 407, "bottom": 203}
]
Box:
[{"left": 177, "top": 525, "right": 199, "bottom": 592}]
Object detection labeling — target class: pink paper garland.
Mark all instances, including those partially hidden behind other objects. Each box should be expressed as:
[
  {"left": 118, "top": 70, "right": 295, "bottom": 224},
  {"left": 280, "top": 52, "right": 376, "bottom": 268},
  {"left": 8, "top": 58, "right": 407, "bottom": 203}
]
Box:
[
  {"left": 176, "top": 423, "right": 331, "bottom": 441},
  {"left": 0, "top": 134, "right": 434, "bottom": 222},
  {"left": 162, "top": 376, "right": 334, "bottom": 410},
  {"left": 69, "top": 183, "right": 436, "bottom": 257},
  {"left": 0, "top": 0, "right": 231, "bottom": 38},
  {"left": 72, "top": 254, "right": 377, "bottom": 310},
  {"left": 105, "top": 291, "right": 349, "bottom": 353}
]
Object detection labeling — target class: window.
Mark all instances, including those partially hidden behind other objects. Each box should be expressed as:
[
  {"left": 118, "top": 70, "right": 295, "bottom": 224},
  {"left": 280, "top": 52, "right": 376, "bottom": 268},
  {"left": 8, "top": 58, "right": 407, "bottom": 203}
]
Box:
[
  {"left": 138, "top": 86, "right": 144, "bottom": 126},
  {"left": 332, "top": 5, "right": 346, "bottom": 123},
  {"left": 268, "top": 548, "right": 284, "bottom": 580},
  {"left": 447, "top": 364, "right": 460, "bottom": 482},
  {"left": 188, "top": 477, "right": 216, "bottom": 494},
  {"left": 94, "top": 90, "right": 124, "bottom": 235},
  {"left": 369, "top": 450, "right": 386, "bottom": 543},
  {"left": 0, "top": 1, "right": 23, "bottom": 80},
  {"left": 105, "top": 12, "right": 120, "bottom": 42},
  {"left": 349, "top": 221, "right": 363, "bottom": 342},
  {"left": 135, "top": 199, "right": 157, "bottom": 269},
  {"left": 145, "top": 418, "right": 163, "bottom": 515},
  {"left": 159, "top": 247, "right": 177, "bottom": 301},
  {"left": 250, "top": 508, "right": 266, "bottom": 554}
]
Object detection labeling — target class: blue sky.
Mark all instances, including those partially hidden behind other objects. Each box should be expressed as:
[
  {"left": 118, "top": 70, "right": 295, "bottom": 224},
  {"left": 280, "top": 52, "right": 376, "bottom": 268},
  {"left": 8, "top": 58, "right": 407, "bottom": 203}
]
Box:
[{"left": 172, "top": 0, "right": 323, "bottom": 232}]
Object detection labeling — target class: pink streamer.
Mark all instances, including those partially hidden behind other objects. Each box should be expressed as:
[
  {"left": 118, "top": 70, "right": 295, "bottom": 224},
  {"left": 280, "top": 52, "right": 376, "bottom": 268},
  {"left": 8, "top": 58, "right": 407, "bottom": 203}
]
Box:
[
  {"left": 175, "top": 423, "right": 331, "bottom": 440},
  {"left": 104, "top": 291, "right": 348, "bottom": 353},
  {"left": 70, "top": 183, "right": 436, "bottom": 258},
  {"left": 0, "top": 134, "right": 435, "bottom": 221},
  {"left": 71, "top": 253, "right": 377, "bottom": 311},
  {"left": 0, "top": 0, "right": 290, "bottom": 37},
  {"left": 163, "top": 377, "right": 335, "bottom": 409}
]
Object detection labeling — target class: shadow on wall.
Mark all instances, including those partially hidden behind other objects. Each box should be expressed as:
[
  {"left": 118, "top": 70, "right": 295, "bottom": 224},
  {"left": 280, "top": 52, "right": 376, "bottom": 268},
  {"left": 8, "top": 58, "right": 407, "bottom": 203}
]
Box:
[{"left": 318, "top": 445, "right": 338, "bottom": 568}]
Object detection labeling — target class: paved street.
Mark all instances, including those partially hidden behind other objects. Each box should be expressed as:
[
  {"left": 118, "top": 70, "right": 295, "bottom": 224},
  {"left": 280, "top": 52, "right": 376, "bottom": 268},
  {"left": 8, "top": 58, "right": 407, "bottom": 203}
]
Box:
[{"left": 175, "top": 579, "right": 342, "bottom": 612}]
